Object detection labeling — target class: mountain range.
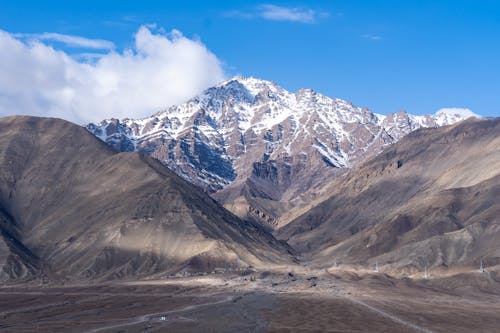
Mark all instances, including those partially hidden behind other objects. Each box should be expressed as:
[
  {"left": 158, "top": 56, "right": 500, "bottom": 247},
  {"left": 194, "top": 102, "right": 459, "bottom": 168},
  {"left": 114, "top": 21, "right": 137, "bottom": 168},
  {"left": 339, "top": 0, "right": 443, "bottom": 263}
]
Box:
[
  {"left": 87, "top": 77, "right": 478, "bottom": 228},
  {"left": 0, "top": 116, "right": 293, "bottom": 282},
  {"left": 277, "top": 117, "right": 500, "bottom": 272},
  {"left": 1, "top": 77, "right": 495, "bottom": 283}
]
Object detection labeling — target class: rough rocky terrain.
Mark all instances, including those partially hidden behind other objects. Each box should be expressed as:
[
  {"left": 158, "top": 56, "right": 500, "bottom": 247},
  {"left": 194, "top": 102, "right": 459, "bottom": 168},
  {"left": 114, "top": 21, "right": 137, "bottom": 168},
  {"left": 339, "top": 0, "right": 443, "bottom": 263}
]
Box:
[
  {"left": 277, "top": 118, "right": 500, "bottom": 272},
  {"left": 1, "top": 114, "right": 499, "bottom": 332},
  {"left": 0, "top": 116, "right": 293, "bottom": 282},
  {"left": 87, "top": 77, "right": 477, "bottom": 228}
]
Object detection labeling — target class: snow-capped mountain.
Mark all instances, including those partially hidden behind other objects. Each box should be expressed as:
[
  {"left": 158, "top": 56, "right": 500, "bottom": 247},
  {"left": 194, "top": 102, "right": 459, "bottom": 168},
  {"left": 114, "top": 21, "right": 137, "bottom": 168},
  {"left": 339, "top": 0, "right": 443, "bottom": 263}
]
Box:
[
  {"left": 86, "top": 77, "right": 478, "bottom": 221},
  {"left": 433, "top": 108, "right": 479, "bottom": 126}
]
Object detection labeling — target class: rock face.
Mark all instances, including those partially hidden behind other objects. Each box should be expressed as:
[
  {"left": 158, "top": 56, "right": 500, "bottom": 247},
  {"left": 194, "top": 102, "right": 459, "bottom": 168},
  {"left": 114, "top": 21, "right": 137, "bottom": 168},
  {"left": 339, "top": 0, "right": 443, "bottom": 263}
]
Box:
[
  {"left": 276, "top": 118, "right": 500, "bottom": 273},
  {"left": 86, "top": 77, "right": 478, "bottom": 227},
  {"left": 0, "top": 116, "right": 293, "bottom": 282}
]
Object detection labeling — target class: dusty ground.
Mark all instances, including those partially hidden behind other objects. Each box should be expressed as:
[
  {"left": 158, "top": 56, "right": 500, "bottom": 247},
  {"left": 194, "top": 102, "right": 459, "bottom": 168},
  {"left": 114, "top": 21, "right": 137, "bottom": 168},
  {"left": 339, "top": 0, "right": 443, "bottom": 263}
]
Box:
[{"left": 1, "top": 268, "right": 499, "bottom": 333}]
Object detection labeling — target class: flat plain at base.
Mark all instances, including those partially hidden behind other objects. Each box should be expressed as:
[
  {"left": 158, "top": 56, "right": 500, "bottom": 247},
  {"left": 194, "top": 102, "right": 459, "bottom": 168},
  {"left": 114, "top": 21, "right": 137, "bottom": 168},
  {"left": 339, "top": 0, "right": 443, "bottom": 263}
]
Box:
[{"left": 1, "top": 273, "right": 499, "bottom": 333}]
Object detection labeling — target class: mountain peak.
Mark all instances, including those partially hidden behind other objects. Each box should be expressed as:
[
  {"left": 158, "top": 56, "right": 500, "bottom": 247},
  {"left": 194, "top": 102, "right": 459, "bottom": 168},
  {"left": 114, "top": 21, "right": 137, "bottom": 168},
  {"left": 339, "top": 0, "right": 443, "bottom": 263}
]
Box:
[
  {"left": 87, "top": 78, "right": 478, "bottom": 198},
  {"left": 435, "top": 107, "right": 478, "bottom": 117},
  {"left": 215, "top": 76, "right": 279, "bottom": 95},
  {"left": 434, "top": 108, "right": 480, "bottom": 126},
  {"left": 0, "top": 115, "right": 293, "bottom": 281}
]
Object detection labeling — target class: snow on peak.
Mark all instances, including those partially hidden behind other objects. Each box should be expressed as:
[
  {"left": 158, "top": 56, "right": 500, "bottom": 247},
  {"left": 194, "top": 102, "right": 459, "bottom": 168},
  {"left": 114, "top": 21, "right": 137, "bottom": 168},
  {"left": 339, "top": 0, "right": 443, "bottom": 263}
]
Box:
[
  {"left": 434, "top": 108, "right": 480, "bottom": 126},
  {"left": 215, "top": 76, "right": 280, "bottom": 96},
  {"left": 87, "top": 76, "right": 485, "bottom": 193},
  {"left": 435, "top": 108, "right": 478, "bottom": 118}
]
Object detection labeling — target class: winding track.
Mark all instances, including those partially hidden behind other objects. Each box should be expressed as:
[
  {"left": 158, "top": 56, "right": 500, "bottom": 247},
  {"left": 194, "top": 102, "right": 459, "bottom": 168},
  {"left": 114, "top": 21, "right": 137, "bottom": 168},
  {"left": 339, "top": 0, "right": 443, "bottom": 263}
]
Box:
[{"left": 85, "top": 294, "right": 235, "bottom": 333}]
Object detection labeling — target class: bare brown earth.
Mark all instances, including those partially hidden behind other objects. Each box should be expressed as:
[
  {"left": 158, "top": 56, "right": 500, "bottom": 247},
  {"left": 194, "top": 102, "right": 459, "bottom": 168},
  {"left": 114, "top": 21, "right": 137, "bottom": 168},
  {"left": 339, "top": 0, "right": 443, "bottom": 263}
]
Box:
[
  {"left": 277, "top": 118, "right": 500, "bottom": 272},
  {"left": 1, "top": 267, "right": 499, "bottom": 333},
  {"left": 0, "top": 116, "right": 293, "bottom": 282},
  {"left": 88, "top": 78, "right": 456, "bottom": 230}
]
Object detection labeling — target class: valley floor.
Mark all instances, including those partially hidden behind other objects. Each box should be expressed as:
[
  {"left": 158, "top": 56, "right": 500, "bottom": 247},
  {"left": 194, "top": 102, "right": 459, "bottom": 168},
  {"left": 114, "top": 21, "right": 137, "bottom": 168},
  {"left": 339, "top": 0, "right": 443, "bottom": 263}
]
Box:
[{"left": 1, "top": 269, "right": 499, "bottom": 332}]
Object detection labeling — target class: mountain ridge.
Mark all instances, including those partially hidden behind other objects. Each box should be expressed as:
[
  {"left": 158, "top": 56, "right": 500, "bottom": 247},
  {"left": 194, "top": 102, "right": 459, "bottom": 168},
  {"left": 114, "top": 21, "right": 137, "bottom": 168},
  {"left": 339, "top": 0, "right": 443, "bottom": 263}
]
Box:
[
  {"left": 0, "top": 115, "right": 294, "bottom": 282},
  {"left": 276, "top": 117, "right": 500, "bottom": 272},
  {"left": 86, "top": 76, "right": 479, "bottom": 227}
]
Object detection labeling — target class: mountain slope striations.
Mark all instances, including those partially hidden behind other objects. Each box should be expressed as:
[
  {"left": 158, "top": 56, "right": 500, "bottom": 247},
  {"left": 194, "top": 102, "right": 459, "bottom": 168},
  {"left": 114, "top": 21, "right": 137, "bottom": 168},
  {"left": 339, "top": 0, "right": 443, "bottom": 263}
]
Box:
[
  {"left": 87, "top": 77, "right": 477, "bottom": 227},
  {"left": 0, "top": 116, "right": 293, "bottom": 281},
  {"left": 277, "top": 118, "right": 500, "bottom": 272}
]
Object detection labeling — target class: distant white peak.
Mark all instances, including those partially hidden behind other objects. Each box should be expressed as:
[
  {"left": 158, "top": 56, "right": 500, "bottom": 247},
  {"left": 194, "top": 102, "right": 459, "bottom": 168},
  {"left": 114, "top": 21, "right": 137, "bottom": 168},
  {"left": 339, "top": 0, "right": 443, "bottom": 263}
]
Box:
[
  {"left": 435, "top": 108, "right": 479, "bottom": 119},
  {"left": 433, "top": 108, "right": 479, "bottom": 126}
]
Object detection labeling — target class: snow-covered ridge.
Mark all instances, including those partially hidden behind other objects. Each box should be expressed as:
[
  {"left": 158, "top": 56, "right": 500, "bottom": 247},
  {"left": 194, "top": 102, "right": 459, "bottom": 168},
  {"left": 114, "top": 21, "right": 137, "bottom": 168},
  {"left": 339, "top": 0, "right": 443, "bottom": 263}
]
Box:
[
  {"left": 87, "top": 76, "right": 478, "bottom": 192},
  {"left": 434, "top": 108, "right": 480, "bottom": 126}
]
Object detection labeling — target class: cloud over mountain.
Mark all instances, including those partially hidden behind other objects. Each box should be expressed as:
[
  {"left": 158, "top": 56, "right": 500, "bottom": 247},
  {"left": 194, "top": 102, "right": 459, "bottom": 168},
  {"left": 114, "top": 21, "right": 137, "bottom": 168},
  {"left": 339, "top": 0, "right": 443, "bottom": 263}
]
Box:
[{"left": 0, "top": 26, "right": 225, "bottom": 123}]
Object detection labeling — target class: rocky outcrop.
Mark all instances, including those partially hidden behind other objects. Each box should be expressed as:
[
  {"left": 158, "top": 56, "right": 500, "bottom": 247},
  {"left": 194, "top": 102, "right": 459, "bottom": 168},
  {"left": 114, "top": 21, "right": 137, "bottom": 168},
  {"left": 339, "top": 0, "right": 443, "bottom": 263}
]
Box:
[{"left": 87, "top": 77, "right": 478, "bottom": 227}]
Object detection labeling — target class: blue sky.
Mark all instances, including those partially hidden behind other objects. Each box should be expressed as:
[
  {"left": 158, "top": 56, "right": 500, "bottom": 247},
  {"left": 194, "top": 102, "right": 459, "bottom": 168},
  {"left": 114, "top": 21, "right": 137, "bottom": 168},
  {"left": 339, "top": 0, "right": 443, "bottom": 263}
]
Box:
[{"left": 0, "top": 0, "right": 499, "bottom": 121}]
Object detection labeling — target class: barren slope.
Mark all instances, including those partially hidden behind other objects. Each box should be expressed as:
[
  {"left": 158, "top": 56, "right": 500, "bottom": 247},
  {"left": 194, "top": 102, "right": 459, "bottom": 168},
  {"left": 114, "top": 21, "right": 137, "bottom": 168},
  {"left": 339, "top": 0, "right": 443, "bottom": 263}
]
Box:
[
  {"left": 0, "top": 116, "right": 293, "bottom": 282},
  {"left": 87, "top": 77, "right": 476, "bottom": 229},
  {"left": 277, "top": 118, "right": 500, "bottom": 272}
]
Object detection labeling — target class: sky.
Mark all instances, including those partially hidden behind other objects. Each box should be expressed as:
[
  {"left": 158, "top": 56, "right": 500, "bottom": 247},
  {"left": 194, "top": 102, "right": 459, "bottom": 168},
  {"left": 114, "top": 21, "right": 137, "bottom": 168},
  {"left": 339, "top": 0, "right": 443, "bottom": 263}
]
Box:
[{"left": 0, "top": 0, "right": 499, "bottom": 123}]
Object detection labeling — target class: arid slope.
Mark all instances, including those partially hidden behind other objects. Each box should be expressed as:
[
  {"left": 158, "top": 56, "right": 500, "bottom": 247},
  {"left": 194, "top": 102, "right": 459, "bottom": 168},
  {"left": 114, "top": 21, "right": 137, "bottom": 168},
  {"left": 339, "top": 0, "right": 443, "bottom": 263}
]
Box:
[
  {"left": 0, "top": 116, "right": 293, "bottom": 281},
  {"left": 277, "top": 118, "right": 500, "bottom": 272}
]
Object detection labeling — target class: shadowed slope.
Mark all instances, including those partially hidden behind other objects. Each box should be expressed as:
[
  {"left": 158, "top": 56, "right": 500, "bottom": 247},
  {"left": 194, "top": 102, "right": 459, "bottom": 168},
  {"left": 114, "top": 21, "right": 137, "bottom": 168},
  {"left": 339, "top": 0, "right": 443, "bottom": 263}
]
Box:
[
  {"left": 277, "top": 118, "right": 500, "bottom": 272},
  {"left": 88, "top": 78, "right": 475, "bottom": 230},
  {"left": 0, "top": 116, "right": 293, "bottom": 281}
]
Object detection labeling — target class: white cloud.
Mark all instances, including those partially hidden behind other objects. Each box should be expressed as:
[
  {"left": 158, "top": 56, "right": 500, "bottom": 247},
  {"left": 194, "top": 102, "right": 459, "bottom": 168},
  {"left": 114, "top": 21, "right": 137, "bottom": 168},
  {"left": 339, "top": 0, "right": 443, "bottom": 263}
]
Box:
[
  {"left": 16, "top": 32, "right": 115, "bottom": 49},
  {"left": 258, "top": 4, "right": 316, "bottom": 23},
  {"left": 362, "top": 34, "right": 383, "bottom": 41},
  {"left": 0, "top": 26, "right": 226, "bottom": 123},
  {"left": 226, "top": 4, "right": 328, "bottom": 23}
]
